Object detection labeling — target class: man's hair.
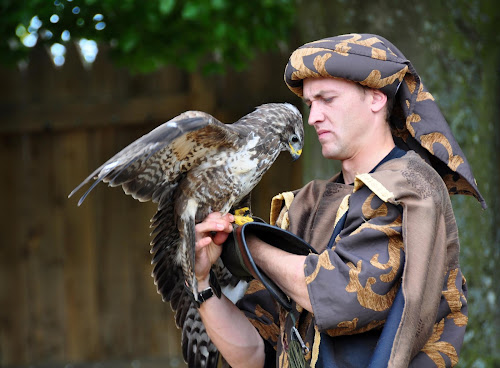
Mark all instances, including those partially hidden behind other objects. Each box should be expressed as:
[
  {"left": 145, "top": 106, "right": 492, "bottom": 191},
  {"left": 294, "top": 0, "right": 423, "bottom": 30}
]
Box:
[{"left": 385, "top": 94, "right": 395, "bottom": 126}]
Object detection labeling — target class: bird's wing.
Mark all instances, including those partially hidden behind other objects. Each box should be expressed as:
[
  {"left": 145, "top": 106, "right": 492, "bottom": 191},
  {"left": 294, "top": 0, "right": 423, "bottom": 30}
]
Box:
[{"left": 68, "top": 111, "right": 240, "bottom": 206}]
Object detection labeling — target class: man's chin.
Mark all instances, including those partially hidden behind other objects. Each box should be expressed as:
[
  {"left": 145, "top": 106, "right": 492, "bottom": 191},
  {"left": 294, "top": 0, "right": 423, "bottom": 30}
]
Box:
[{"left": 321, "top": 148, "right": 343, "bottom": 161}]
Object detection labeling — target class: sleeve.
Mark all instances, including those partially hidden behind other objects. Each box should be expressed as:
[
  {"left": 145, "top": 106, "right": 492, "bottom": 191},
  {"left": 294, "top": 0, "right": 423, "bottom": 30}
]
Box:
[
  {"left": 236, "top": 279, "right": 281, "bottom": 360},
  {"left": 304, "top": 186, "right": 405, "bottom": 335}
]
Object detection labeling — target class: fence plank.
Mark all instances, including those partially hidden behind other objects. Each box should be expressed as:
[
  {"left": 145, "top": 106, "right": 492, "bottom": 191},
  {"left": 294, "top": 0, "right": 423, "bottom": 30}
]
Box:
[
  {"left": 62, "top": 131, "right": 100, "bottom": 360},
  {"left": 0, "top": 136, "right": 30, "bottom": 365},
  {"left": 27, "top": 133, "right": 66, "bottom": 363}
]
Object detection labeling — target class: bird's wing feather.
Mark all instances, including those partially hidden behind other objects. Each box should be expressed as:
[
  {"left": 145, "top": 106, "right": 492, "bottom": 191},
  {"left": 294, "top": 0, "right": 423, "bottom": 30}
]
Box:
[
  {"left": 182, "top": 303, "right": 220, "bottom": 368},
  {"left": 68, "top": 111, "right": 240, "bottom": 205},
  {"left": 150, "top": 199, "right": 224, "bottom": 368}
]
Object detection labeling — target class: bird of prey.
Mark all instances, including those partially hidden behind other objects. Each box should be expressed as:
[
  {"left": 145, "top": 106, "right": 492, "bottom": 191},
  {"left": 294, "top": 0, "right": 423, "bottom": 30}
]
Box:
[{"left": 69, "top": 103, "right": 304, "bottom": 367}]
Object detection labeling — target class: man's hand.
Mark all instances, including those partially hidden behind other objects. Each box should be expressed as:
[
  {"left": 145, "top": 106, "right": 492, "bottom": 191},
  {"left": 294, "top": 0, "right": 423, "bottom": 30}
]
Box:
[{"left": 194, "top": 212, "right": 234, "bottom": 286}]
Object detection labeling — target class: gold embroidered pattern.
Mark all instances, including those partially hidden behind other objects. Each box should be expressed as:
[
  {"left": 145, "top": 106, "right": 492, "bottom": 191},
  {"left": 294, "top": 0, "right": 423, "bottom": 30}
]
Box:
[
  {"left": 325, "top": 317, "right": 385, "bottom": 337},
  {"left": 305, "top": 252, "right": 335, "bottom": 285},
  {"left": 245, "top": 279, "right": 266, "bottom": 294},
  {"left": 443, "top": 174, "right": 475, "bottom": 196},
  {"left": 324, "top": 34, "right": 386, "bottom": 49},
  {"left": 346, "top": 260, "right": 399, "bottom": 311},
  {"left": 307, "top": 38, "right": 352, "bottom": 56},
  {"left": 290, "top": 48, "right": 320, "bottom": 79},
  {"left": 362, "top": 192, "right": 388, "bottom": 218},
  {"left": 314, "top": 54, "right": 334, "bottom": 76},
  {"left": 405, "top": 74, "right": 417, "bottom": 94},
  {"left": 421, "top": 319, "right": 459, "bottom": 367},
  {"left": 354, "top": 193, "right": 403, "bottom": 283},
  {"left": 371, "top": 47, "right": 387, "bottom": 60},
  {"left": 406, "top": 112, "right": 421, "bottom": 137},
  {"left": 369, "top": 223, "right": 404, "bottom": 283},
  {"left": 420, "top": 132, "right": 464, "bottom": 171},
  {"left": 252, "top": 305, "right": 280, "bottom": 343},
  {"left": 416, "top": 82, "right": 435, "bottom": 102},
  {"left": 443, "top": 268, "right": 468, "bottom": 327},
  {"left": 360, "top": 67, "right": 408, "bottom": 90},
  {"left": 343, "top": 190, "right": 403, "bottom": 303},
  {"left": 338, "top": 317, "right": 358, "bottom": 331}
]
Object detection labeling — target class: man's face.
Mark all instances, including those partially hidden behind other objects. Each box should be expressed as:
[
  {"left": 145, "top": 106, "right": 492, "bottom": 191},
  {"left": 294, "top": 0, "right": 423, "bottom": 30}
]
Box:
[{"left": 303, "top": 77, "right": 375, "bottom": 161}]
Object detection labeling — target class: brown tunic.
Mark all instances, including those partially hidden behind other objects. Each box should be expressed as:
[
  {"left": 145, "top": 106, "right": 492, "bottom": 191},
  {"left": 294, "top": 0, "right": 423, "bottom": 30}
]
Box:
[{"left": 238, "top": 151, "right": 467, "bottom": 367}]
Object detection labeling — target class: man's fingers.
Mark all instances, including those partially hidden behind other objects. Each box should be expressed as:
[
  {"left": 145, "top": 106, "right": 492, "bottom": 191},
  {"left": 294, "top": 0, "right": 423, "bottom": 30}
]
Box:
[
  {"left": 196, "top": 236, "right": 213, "bottom": 249},
  {"left": 195, "top": 218, "right": 233, "bottom": 235},
  {"left": 205, "top": 212, "right": 235, "bottom": 223},
  {"left": 212, "top": 231, "right": 230, "bottom": 245}
]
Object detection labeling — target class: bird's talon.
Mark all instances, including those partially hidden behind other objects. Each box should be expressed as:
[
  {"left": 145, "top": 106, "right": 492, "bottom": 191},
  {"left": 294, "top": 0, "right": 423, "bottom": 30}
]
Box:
[
  {"left": 233, "top": 207, "right": 253, "bottom": 225},
  {"left": 234, "top": 215, "right": 254, "bottom": 226},
  {"left": 234, "top": 207, "right": 251, "bottom": 216}
]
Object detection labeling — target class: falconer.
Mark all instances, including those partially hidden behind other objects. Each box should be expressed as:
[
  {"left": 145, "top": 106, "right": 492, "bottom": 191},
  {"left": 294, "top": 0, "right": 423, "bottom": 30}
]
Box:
[{"left": 194, "top": 33, "right": 485, "bottom": 367}]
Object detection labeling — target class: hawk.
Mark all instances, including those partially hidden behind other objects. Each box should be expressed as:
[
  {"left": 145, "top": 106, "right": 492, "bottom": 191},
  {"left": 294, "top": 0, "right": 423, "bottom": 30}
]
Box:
[{"left": 69, "top": 103, "right": 304, "bottom": 367}]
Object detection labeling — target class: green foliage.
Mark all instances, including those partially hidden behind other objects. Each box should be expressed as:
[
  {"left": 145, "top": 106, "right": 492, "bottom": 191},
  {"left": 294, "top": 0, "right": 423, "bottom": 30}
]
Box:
[{"left": 0, "top": 0, "right": 296, "bottom": 73}]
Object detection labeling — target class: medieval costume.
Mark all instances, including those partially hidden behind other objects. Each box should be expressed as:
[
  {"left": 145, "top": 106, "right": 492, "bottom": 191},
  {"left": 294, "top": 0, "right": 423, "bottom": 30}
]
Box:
[{"left": 236, "top": 34, "right": 485, "bottom": 367}]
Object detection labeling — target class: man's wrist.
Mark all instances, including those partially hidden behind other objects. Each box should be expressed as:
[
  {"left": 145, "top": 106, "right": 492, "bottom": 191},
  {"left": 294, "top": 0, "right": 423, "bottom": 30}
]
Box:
[
  {"left": 196, "top": 286, "right": 215, "bottom": 305},
  {"left": 197, "top": 276, "right": 210, "bottom": 291},
  {"left": 189, "top": 270, "right": 221, "bottom": 307}
]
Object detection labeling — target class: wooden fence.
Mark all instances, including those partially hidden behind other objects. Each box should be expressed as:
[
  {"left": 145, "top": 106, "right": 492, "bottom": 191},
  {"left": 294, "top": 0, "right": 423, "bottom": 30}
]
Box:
[{"left": 0, "top": 43, "right": 302, "bottom": 367}]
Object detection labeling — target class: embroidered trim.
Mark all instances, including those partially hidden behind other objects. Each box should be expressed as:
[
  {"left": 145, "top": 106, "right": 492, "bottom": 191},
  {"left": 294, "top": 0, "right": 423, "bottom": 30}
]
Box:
[
  {"left": 310, "top": 325, "right": 321, "bottom": 368},
  {"left": 354, "top": 173, "right": 395, "bottom": 202},
  {"left": 334, "top": 194, "right": 350, "bottom": 229}
]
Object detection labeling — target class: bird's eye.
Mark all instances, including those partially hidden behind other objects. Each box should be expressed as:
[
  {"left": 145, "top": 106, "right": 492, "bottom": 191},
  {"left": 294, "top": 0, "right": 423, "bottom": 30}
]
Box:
[{"left": 290, "top": 135, "right": 299, "bottom": 144}]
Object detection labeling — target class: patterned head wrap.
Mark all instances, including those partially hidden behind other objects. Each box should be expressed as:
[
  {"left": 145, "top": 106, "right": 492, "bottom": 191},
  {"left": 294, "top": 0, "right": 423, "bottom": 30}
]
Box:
[{"left": 284, "top": 33, "right": 485, "bottom": 208}]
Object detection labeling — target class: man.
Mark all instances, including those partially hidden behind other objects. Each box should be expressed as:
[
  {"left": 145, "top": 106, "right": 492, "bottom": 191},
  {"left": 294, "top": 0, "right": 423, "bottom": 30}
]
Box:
[{"left": 194, "top": 34, "right": 485, "bottom": 367}]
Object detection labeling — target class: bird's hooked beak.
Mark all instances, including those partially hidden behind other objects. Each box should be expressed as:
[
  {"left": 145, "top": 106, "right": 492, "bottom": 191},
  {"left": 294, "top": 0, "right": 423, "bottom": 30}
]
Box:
[
  {"left": 288, "top": 134, "right": 303, "bottom": 161},
  {"left": 289, "top": 143, "right": 302, "bottom": 160}
]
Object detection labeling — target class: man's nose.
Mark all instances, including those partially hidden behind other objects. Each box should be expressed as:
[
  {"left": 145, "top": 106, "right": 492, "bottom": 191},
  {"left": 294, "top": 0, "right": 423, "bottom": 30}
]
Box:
[{"left": 307, "top": 103, "right": 324, "bottom": 125}]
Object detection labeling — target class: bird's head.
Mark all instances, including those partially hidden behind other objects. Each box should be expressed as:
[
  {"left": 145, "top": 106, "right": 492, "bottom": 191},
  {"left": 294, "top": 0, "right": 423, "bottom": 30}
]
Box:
[
  {"left": 280, "top": 103, "right": 304, "bottom": 161},
  {"left": 244, "top": 103, "right": 304, "bottom": 160}
]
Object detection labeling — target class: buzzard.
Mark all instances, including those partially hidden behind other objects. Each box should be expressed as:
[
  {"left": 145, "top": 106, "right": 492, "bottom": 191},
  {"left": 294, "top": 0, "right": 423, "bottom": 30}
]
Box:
[{"left": 69, "top": 103, "right": 304, "bottom": 367}]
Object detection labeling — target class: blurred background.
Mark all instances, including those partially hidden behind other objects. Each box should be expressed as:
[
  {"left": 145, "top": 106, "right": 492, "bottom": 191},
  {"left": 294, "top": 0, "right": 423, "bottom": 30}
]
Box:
[{"left": 0, "top": 0, "right": 498, "bottom": 367}]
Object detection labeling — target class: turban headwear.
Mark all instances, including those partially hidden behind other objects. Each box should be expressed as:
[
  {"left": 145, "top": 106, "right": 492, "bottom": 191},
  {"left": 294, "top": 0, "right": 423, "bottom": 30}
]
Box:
[{"left": 284, "top": 33, "right": 485, "bottom": 208}]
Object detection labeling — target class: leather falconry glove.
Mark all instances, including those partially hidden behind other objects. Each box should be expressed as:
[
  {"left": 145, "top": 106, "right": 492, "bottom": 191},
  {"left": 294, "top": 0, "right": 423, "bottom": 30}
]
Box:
[{"left": 221, "top": 219, "right": 317, "bottom": 311}]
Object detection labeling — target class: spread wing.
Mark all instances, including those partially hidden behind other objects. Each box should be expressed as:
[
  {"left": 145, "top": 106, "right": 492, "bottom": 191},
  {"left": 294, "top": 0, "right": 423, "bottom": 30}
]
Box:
[{"left": 68, "top": 110, "right": 239, "bottom": 207}]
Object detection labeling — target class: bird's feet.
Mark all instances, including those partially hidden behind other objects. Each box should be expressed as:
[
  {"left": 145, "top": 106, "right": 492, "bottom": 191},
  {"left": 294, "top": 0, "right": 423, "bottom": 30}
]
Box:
[{"left": 233, "top": 207, "right": 254, "bottom": 226}]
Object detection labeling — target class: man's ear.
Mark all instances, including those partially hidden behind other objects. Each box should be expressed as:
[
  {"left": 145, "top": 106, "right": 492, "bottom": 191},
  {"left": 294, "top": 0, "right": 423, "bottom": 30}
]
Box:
[{"left": 370, "top": 89, "right": 388, "bottom": 113}]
